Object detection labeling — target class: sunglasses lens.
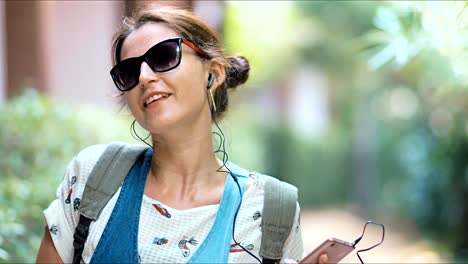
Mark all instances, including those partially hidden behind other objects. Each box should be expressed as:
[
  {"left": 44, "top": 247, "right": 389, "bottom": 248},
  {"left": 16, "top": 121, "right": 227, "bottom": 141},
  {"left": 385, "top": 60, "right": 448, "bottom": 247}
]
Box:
[
  {"left": 112, "top": 58, "right": 140, "bottom": 91},
  {"left": 110, "top": 38, "right": 183, "bottom": 91},
  {"left": 146, "top": 40, "right": 180, "bottom": 72}
]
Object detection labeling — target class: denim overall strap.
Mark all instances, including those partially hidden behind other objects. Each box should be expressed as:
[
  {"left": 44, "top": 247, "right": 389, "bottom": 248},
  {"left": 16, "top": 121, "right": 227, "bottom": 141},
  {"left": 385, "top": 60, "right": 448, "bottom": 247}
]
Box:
[
  {"left": 90, "top": 149, "right": 152, "bottom": 263},
  {"left": 188, "top": 162, "right": 248, "bottom": 263}
]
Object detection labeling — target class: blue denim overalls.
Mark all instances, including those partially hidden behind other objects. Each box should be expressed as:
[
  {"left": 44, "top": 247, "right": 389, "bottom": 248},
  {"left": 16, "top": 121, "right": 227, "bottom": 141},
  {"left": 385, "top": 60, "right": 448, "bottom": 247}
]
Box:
[{"left": 90, "top": 149, "right": 248, "bottom": 263}]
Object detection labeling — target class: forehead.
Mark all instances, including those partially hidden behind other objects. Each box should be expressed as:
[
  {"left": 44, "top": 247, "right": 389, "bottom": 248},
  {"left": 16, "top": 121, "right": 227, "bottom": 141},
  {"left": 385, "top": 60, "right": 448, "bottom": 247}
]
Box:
[{"left": 121, "top": 22, "right": 180, "bottom": 60}]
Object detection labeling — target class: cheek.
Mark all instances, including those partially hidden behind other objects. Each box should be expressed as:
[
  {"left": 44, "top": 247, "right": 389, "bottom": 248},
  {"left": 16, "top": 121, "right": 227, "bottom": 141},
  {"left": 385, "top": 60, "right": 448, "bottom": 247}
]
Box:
[
  {"left": 124, "top": 92, "right": 140, "bottom": 114},
  {"left": 173, "top": 71, "right": 207, "bottom": 100},
  {"left": 174, "top": 57, "right": 208, "bottom": 98},
  {"left": 178, "top": 82, "right": 208, "bottom": 107}
]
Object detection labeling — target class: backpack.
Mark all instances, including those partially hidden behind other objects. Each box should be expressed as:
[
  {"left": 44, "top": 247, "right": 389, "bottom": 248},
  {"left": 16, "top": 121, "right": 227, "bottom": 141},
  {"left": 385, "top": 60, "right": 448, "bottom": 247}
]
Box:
[{"left": 72, "top": 142, "right": 298, "bottom": 264}]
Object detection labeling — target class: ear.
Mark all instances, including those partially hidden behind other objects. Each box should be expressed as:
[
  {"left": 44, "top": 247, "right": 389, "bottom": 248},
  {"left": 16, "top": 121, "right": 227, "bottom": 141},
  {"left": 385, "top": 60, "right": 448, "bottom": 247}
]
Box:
[{"left": 207, "top": 59, "right": 226, "bottom": 92}]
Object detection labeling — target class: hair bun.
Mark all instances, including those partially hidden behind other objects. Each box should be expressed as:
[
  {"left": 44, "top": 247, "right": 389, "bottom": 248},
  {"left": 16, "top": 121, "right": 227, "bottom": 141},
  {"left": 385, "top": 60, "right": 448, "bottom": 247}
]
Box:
[{"left": 225, "top": 56, "right": 250, "bottom": 89}]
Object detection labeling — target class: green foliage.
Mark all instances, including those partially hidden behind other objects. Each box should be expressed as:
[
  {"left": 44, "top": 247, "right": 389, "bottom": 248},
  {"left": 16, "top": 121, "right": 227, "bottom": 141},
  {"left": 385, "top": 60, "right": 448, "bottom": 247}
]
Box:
[
  {"left": 225, "top": 0, "right": 468, "bottom": 260},
  {"left": 3, "top": 1, "right": 467, "bottom": 261},
  {"left": 363, "top": 1, "right": 468, "bottom": 83},
  {"left": 291, "top": 3, "right": 468, "bottom": 259},
  {"left": 224, "top": 1, "right": 304, "bottom": 85},
  {"left": 0, "top": 89, "right": 134, "bottom": 262},
  {"left": 262, "top": 123, "right": 351, "bottom": 206},
  {"left": 358, "top": 2, "right": 468, "bottom": 259}
]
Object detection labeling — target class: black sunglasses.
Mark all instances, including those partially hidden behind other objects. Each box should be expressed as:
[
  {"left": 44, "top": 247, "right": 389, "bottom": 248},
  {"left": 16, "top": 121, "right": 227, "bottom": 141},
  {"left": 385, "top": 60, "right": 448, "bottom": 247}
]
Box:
[{"left": 110, "top": 37, "right": 206, "bottom": 91}]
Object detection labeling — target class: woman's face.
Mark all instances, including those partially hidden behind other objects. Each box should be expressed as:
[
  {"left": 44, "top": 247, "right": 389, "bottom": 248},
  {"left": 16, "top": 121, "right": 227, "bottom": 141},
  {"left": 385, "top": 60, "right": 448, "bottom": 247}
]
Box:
[{"left": 120, "top": 22, "right": 212, "bottom": 135}]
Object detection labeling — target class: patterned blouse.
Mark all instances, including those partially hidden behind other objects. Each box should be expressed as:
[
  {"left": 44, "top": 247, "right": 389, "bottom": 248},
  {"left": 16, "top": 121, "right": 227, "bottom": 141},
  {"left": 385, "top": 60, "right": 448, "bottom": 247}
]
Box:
[{"left": 44, "top": 144, "right": 304, "bottom": 263}]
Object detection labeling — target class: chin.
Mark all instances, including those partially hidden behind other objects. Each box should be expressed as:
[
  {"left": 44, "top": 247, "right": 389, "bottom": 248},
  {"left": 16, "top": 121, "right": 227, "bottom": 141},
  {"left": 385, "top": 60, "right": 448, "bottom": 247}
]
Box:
[{"left": 142, "top": 117, "right": 180, "bottom": 134}]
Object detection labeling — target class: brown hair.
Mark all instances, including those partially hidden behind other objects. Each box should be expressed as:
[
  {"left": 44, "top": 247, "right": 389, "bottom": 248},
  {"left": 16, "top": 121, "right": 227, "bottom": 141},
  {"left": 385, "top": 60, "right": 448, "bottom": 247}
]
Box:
[{"left": 111, "top": 4, "right": 250, "bottom": 120}]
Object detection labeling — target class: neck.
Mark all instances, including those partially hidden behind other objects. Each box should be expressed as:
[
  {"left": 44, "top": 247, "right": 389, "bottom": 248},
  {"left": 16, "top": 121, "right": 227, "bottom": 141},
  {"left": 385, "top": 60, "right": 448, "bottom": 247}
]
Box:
[
  {"left": 146, "top": 130, "right": 227, "bottom": 209},
  {"left": 151, "top": 132, "right": 221, "bottom": 182},
  {"left": 148, "top": 111, "right": 226, "bottom": 188},
  {"left": 143, "top": 110, "right": 229, "bottom": 209}
]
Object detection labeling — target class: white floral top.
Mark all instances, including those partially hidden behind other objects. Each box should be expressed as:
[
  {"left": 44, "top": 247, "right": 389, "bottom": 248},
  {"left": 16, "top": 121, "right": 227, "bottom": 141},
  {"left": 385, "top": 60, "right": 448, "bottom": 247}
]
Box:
[{"left": 44, "top": 144, "right": 304, "bottom": 263}]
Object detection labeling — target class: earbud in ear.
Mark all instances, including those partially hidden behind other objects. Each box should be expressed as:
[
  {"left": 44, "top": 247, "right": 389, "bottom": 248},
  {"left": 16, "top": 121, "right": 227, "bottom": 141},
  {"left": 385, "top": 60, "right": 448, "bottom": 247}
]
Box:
[{"left": 207, "top": 73, "right": 215, "bottom": 89}]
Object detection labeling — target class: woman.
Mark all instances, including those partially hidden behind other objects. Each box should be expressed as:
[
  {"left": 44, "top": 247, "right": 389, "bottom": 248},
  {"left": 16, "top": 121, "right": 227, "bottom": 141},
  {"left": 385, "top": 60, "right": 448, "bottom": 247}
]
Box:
[{"left": 36, "top": 5, "right": 325, "bottom": 264}]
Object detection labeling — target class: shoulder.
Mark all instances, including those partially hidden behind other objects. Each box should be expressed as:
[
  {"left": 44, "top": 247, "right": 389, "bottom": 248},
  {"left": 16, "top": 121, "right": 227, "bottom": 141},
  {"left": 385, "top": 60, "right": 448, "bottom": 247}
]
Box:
[
  {"left": 253, "top": 174, "right": 303, "bottom": 260},
  {"left": 225, "top": 161, "right": 299, "bottom": 208},
  {"left": 252, "top": 173, "right": 299, "bottom": 214},
  {"left": 61, "top": 144, "right": 109, "bottom": 193},
  {"left": 67, "top": 144, "right": 108, "bottom": 174},
  {"left": 54, "top": 144, "right": 110, "bottom": 224},
  {"left": 246, "top": 172, "right": 300, "bottom": 231},
  {"left": 227, "top": 161, "right": 298, "bottom": 191},
  {"left": 74, "top": 144, "right": 109, "bottom": 166},
  {"left": 249, "top": 172, "right": 298, "bottom": 195},
  {"left": 43, "top": 144, "right": 110, "bottom": 263}
]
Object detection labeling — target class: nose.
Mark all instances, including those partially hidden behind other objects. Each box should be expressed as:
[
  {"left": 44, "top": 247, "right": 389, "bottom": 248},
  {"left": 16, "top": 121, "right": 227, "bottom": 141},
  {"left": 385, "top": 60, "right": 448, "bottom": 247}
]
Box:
[{"left": 139, "top": 62, "right": 160, "bottom": 88}]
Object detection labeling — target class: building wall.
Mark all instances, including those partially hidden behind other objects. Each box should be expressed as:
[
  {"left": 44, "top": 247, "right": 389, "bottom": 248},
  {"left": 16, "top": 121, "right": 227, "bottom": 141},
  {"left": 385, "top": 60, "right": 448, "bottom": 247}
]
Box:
[
  {"left": 5, "top": 1, "right": 46, "bottom": 97},
  {"left": 3, "top": 0, "right": 223, "bottom": 107},
  {"left": 0, "top": 1, "right": 5, "bottom": 101},
  {"left": 126, "top": 0, "right": 193, "bottom": 15},
  {"left": 4, "top": 1, "right": 124, "bottom": 106},
  {"left": 40, "top": 1, "right": 124, "bottom": 106}
]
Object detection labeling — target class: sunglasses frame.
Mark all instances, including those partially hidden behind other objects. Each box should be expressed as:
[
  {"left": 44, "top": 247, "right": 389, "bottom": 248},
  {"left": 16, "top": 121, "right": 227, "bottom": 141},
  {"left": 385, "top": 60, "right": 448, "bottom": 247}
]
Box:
[{"left": 110, "top": 37, "right": 206, "bottom": 91}]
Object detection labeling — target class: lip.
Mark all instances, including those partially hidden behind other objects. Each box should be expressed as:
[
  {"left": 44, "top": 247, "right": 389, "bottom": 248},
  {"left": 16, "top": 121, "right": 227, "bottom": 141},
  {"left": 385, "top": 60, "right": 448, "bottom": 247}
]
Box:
[{"left": 142, "top": 90, "right": 173, "bottom": 108}]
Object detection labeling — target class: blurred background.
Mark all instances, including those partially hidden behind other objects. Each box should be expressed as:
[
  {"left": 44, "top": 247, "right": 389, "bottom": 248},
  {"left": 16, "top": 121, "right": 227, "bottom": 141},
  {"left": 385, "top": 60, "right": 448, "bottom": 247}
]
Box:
[{"left": 1, "top": 0, "right": 467, "bottom": 262}]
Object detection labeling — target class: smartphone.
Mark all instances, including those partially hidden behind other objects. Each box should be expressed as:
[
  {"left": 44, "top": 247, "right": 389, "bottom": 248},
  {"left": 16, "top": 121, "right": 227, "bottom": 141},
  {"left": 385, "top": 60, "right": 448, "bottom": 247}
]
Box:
[{"left": 299, "top": 238, "right": 355, "bottom": 264}]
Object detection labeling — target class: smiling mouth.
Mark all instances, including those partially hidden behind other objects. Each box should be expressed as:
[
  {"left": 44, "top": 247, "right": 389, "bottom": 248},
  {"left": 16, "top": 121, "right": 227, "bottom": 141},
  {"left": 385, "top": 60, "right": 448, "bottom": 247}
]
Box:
[{"left": 144, "top": 94, "right": 171, "bottom": 108}]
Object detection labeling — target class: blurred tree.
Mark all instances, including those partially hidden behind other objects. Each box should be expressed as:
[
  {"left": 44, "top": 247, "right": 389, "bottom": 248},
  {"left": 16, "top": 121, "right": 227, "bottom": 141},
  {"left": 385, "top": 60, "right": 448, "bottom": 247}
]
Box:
[
  {"left": 2, "top": 1, "right": 467, "bottom": 261},
  {"left": 224, "top": 1, "right": 468, "bottom": 260},
  {"left": 292, "top": 1, "right": 381, "bottom": 212},
  {"left": 359, "top": 1, "right": 468, "bottom": 260},
  {"left": 223, "top": 1, "right": 386, "bottom": 209},
  {"left": 0, "top": 89, "right": 135, "bottom": 262}
]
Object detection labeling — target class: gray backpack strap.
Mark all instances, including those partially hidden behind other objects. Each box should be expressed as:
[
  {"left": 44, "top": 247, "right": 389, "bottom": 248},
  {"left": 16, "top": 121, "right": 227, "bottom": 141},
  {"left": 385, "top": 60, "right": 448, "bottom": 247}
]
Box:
[
  {"left": 259, "top": 175, "right": 298, "bottom": 262},
  {"left": 79, "top": 142, "right": 150, "bottom": 220},
  {"left": 72, "top": 142, "right": 149, "bottom": 264}
]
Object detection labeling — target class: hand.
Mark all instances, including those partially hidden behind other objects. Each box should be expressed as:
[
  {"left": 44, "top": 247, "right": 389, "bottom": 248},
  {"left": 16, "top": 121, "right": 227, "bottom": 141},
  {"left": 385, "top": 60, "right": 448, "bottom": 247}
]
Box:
[
  {"left": 318, "top": 253, "right": 328, "bottom": 264},
  {"left": 283, "top": 253, "right": 329, "bottom": 264}
]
